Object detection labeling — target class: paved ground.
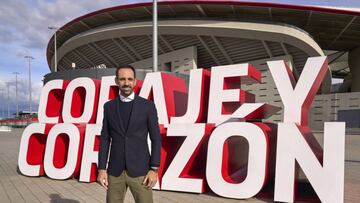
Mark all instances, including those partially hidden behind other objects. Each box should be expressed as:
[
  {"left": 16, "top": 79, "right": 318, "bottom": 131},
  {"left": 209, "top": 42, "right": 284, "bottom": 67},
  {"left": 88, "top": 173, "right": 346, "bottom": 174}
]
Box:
[{"left": 0, "top": 128, "right": 359, "bottom": 202}]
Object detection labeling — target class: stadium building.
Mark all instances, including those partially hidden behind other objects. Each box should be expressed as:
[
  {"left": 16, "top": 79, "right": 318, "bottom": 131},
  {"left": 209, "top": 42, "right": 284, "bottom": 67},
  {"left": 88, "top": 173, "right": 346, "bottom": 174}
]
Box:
[{"left": 45, "top": 0, "right": 360, "bottom": 131}]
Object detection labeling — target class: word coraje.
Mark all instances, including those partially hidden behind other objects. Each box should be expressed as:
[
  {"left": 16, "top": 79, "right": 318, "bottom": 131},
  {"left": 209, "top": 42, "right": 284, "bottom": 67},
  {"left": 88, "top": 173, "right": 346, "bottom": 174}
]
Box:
[{"left": 18, "top": 57, "right": 345, "bottom": 203}]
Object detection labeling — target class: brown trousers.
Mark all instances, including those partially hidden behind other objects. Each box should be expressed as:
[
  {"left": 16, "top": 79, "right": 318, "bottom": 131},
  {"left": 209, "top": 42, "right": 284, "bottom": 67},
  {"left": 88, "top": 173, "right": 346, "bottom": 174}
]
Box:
[{"left": 107, "top": 171, "right": 153, "bottom": 203}]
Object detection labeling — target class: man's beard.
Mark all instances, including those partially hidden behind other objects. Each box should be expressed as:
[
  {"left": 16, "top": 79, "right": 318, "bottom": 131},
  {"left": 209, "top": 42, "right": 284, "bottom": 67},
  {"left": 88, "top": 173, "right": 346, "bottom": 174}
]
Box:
[{"left": 120, "top": 85, "right": 133, "bottom": 96}]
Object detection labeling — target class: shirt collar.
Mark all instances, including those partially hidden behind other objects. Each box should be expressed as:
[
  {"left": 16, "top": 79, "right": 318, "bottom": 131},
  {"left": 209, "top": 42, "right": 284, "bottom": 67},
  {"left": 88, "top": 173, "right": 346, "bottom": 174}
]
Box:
[{"left": 119, "top": 92, "right": 135, "bottom": 102}]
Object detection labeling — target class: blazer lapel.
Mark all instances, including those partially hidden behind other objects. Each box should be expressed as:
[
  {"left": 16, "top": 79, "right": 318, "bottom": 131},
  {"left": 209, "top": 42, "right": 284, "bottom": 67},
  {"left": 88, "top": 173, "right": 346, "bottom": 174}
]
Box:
[
  {"left": 126, "top": 94, "right": 140, "bottom": 135},
  {"left": 116, "top": 98, "right": 126, "bottom": 134}
]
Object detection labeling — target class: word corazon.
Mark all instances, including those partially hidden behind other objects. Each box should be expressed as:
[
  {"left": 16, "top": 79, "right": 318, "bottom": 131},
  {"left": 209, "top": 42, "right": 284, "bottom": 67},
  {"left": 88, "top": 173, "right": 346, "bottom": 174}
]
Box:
[{"left": 18, "top": 57, "right": 345, "bottom": 203}]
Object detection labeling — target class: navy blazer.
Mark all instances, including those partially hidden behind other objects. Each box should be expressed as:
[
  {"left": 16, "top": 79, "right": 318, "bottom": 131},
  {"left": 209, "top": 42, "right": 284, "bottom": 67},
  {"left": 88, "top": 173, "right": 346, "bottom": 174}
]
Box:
[{"left": 98, "top": 94, "right": 161, "bottom": 177}]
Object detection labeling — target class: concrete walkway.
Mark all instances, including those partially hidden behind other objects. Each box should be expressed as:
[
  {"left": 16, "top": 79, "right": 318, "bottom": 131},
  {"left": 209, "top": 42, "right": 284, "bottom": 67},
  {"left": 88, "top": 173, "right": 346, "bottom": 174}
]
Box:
[{"left": 0, "top": 128, "right": 359, "bottom": 202}]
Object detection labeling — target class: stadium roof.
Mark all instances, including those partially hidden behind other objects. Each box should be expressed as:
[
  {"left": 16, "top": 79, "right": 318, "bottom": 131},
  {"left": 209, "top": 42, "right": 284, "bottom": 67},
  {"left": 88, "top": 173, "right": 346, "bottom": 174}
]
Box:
[{"left": 47, "top": 0, "right": 360, "bottom": 78}]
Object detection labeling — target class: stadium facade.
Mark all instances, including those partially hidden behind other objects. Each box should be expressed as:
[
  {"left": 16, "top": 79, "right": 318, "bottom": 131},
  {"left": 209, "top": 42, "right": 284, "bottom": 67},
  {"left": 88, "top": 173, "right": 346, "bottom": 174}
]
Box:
[{"left": 45, "top": 0, "right": 360, "bottom": 131}]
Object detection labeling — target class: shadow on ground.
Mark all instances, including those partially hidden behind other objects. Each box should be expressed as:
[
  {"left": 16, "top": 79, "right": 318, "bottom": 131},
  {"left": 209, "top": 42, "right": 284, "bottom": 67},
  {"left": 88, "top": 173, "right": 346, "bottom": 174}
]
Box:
[{"left": 49, "top": 194, "right": 80, "bottom": 203}]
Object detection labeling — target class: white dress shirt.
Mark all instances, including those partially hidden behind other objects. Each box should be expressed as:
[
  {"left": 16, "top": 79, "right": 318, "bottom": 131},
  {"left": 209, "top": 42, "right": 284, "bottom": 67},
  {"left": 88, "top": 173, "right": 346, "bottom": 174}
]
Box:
[{"left": 119, "top": 92, "right": 135, "bottom": 102}]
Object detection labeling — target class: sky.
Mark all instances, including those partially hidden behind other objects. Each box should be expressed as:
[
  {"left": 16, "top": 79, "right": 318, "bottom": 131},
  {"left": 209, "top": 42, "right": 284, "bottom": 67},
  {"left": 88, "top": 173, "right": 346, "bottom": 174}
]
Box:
[{"left": 0, "top": 0, "right": 360, "bottom": 118}]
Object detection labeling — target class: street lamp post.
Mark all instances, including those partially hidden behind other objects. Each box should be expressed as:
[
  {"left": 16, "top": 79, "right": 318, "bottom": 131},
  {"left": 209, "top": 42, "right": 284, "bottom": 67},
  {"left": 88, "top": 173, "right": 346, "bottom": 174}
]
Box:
[
  {"left": 24, "top": 55, "right": 34, "bottom": 115},
  {"left": 153, "top": 0, "right": 158, "bottom": 72},
  {"left": 48, "top": 26, "right": 58, "bottom": 72},
  {"left": 13, "top": 72, "right": 20, "bottom": 118},
  {"left": 0, "top": 88, "right": 4, "bottom": 118},
  {"left": 6, "top": 83, "right": 10, "bottom": 118}
]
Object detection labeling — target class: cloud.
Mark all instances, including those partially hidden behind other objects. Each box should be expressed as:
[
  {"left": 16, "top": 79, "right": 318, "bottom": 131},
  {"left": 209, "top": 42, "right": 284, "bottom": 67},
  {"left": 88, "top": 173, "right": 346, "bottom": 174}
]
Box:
[
  {"left": 0, "top": 0, "right": 141, "bottom": 50},
  {"left": 0, "top": 27, "right": 19, "bottom": 42},
  {"left": 0, "top": 0, "right": 142, "bottom": 118},
  {"left": 0, "top": 0, "right": 142, "bottom": 62}
]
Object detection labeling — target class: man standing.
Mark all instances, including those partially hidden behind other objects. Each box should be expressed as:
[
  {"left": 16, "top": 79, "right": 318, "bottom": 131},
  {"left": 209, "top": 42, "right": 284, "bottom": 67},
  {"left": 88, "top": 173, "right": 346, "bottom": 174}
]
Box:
[{"left": 97, "top": 65, "right": 161, "bottom": 203}]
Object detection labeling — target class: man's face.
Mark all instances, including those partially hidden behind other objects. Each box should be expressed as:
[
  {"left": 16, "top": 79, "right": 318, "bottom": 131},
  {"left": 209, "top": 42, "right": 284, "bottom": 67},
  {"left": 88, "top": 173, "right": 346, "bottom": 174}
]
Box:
[{"left": 115, "top": 68, "right": 136, "bottom": 97}]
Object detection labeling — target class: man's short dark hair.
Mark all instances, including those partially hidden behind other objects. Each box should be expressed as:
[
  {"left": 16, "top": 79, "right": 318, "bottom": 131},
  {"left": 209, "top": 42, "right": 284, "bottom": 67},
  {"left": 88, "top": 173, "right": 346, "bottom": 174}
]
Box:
[{"left": 115, "top": 65, "right": 136, "bottom": 78}]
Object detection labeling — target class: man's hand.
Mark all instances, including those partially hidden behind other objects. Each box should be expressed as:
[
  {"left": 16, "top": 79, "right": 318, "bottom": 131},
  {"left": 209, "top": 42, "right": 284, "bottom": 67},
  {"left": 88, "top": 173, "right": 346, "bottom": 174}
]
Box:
[
  {"left": 142, "top": 170, "right": 158, "bottom": 189},
  {"left": 97, "top": 169, "right": 108, "bottom": 190}
]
